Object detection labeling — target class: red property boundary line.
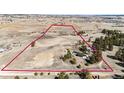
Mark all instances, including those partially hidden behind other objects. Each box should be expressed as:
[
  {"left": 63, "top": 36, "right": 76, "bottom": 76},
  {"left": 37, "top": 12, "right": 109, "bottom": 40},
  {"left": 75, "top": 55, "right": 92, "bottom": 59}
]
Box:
[{"left": 1, "top": 24, "right": 113, "bottom": 72}]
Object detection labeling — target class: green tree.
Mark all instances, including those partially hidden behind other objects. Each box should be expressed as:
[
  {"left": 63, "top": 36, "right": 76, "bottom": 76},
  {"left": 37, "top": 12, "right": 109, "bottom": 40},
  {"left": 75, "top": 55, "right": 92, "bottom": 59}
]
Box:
[
  {"left": 79, "top": 44, "right": 87, "bottom": 53},
  {"left": 90, "top": 54, "right": 96, "bottom": 64},
  {"left": 24, "top": 77, "right": 28, "bottom": 79},
  {"left": 108, "top": 42, "right": 113, "bottom": 51},
  {"left": 77, "top": 72, "right": 92, "bottom": 79},
  {"left": 55, "top": 72, "right": 69, "bottom": 79},
  {"left": 70, "top": 58, "right": 76, "bottom": 64},
  {"left": 76, "top": 64, "right": 81, "bottom": 68},
  {"left": 102, "top": 29, "right": 107, "bottom": 34},
  {"left": 40, "top": 72, "right": 44, "bottom": 76},
  {"left": 14, "top": 76, "right": 20, "bottom": 79},
  {"left": 67, "top": 49, "right": 72, "bottom": 58},
  {"left": 94, "top": 50, "right": 102, "bottom": 62},
  {"left": 115, "top": 48, "right": 124, "bottom": 61},
  {"left": 48, "top": 72, "right": 50, "bottom": 75},
  {"left": 115, "top": 38, "right": 120, "bottom": 46},
  {"left": 102, "top": 40, "right": 107, "bottom": 51},
  {"left": 34, "top": 72, "right": 38, "bottom": 76},
  {"left": 61, "top": 49, "right": 72, "bottom": 61}
]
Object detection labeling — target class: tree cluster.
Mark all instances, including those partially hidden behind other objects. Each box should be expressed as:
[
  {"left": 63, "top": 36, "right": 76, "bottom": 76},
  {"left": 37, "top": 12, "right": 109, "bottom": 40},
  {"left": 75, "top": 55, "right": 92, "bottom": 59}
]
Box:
[
  {"left": 55, "top": 72, "right": 69, "bottom": 79},
  {"left": 76, "top": 72, "right": 92, "bottom": 79},
  {"left": 92, "top": 36, "right": 114, "bottom": 51},
  {"left": 115, "top": 48, "right": 124, "bottom": 62},
  {"left": 78, "top": 43, "right": 87, "bottom": 54},
  {"left": 89, "top": 50, "right": 102, "bottom": 64},
  {"left": 93, "top": 29, "right": 124, "bottom": 51},
  {"left": 101, "top": 29, "right": 124, "bottom": 48},
  {"left": 60, "top": 49, "right": 72, "bottom": 61}
]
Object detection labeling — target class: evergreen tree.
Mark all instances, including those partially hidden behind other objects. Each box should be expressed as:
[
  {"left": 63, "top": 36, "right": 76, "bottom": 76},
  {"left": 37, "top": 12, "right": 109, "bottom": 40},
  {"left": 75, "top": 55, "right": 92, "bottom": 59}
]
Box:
[
  {"left": 77, "top": 72, "right": 92, "bottom": 79},
  {"left": 55, "top": 72, "right": 69, "bottom": 79},
  {"left": 94, "top": 50, "right": 102, "bottom": 62},
  {"left": 115, "top": 38, "right": 120, "bottom": 46},
  {"left": 90, "top": 54, "right": 96, "bottom": 64},
  {"left": 102, "top": 29, "right": 107, "bottom": 34},
  {"left": 67, "top": 49, "right": 72, "bottom": 58},
  {"left": 115, "top": 48, "right": 124, "bottom": 61},
  {"left": 108, "top": 42, "right": 113, "bottom": 51},
  {"left": 102, "top": 40, "right": 107, "bottom": 51}
]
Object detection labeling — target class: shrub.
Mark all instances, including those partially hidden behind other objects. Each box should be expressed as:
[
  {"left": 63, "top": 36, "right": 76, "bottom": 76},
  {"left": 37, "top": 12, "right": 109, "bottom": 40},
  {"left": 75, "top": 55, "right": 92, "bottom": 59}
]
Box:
[
  {"left": 77, "top": 64, "right": 81, "bottom": 68},
  {"left": 70, "top": 58, "right": 76, "bottom": 64},
  {"left": 14, "top": 76, "right": 20, "bottom": 79},
  {"left": 40, "top": 72, "right": 43, "bottom": 76},
  {"left": 115, "top": 48, "right": 124, "bottom": 61},
  {"left": 54, "top": 72, "right": 69, "bottom": 79},
  {"left": 24, "top": 77, "right": 28, "bottom": 79},
  {"left": 77, "top": 72, "right": 92, "bottom": 79},
  {"left": 34, "top": 72, "right": 38, "bottom": 76},
  {"left": 61, "top": 49, "right": 72, "bottom": 61},
  {"left": 69, "top": 73, "right": 73, "bottom": 75},
  {"left": 64, "top": 74, "right": 69, "bottom": 79}
]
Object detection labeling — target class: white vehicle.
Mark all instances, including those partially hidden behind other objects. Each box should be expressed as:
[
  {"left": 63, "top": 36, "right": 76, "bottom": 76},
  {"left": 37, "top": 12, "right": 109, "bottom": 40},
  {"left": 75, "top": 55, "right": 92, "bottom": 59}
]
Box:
[{"left": 0, "top": 48, "right": 5, "bottom": 53}]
